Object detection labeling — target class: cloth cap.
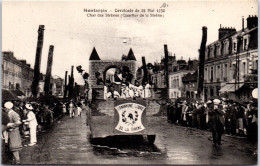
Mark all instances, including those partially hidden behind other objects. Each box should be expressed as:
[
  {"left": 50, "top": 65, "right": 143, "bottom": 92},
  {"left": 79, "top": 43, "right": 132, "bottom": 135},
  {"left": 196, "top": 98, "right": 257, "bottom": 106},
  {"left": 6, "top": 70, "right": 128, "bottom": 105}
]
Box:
[
  {"left": 213, "top": 99, "right": 221, "bottom": 105},
  {"left": 25, "top": 104, "right": 33, "bottom": 110},
  {"left": 206, "top": 100, "right": 212, "bottom": 104},
  {"left": 4, "top": 101, "right": 13, "bottom": 109}
]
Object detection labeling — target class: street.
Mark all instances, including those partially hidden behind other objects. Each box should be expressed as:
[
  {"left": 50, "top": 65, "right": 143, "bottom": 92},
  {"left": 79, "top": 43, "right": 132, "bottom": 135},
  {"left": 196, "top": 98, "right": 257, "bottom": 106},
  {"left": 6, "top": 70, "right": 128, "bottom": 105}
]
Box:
[{"left": 20, "top": 109, "right": 257, "bottom": 165}]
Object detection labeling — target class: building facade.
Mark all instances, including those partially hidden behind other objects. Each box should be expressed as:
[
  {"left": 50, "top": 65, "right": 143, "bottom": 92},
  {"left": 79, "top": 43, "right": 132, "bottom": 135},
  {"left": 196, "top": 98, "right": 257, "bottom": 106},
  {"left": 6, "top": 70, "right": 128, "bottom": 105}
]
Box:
[
  {"left": 2, "top": 51, "right": 34, "bottom": 97},
  {"left": 169, "top": 70, "right": 195, "bottom": 99},
  {"left": 203, "top": 15, "right": 258, "bottom": 101},
  {"left": 38, "top": 74, "right": 64, "bottom": 97},
  {"left": 182, "top": 71, "right": 198, "bottom": 99}
]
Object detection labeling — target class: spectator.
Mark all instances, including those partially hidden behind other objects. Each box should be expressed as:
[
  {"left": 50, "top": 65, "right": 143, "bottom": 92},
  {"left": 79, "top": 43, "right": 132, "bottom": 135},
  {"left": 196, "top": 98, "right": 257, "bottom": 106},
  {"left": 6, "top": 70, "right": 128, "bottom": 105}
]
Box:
[
  {"left": 208, "top": 99, "right": 225, "bottom": 146},
  {"left": 4, "top": 101, "right": 23, "bottom": 164},
  {"left": 23, "top": 103, "right": 38, "bottom": 146},
  {"left": 77, "top": 103, "right": 82, "bottom": 117},
  {"left": 69, "top": 101, "right": 75, "bottom": 118}
]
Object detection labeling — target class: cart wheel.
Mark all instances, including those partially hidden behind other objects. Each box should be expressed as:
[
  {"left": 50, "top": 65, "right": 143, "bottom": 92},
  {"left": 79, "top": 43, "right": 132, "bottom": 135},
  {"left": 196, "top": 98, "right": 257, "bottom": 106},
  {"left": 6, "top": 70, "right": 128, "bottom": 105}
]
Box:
[{"left": 147, "top": 135, "right": 156, "bottom": 144}]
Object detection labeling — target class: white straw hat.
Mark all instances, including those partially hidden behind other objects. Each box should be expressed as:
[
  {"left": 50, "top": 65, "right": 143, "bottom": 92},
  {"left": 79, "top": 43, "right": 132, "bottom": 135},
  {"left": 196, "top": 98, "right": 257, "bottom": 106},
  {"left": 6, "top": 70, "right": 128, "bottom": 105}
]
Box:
[
  {"left": 25, "top": 104, "right": 33, "bottom": 110},
  {"left": 213, "top": 99, "right": 221, "bottom": 105},
  {"left": 4, "top": 101, "right": 13, "bottom": 109},
  {"left": 206, "top": 100, "right": 212, "bottom": 104}
]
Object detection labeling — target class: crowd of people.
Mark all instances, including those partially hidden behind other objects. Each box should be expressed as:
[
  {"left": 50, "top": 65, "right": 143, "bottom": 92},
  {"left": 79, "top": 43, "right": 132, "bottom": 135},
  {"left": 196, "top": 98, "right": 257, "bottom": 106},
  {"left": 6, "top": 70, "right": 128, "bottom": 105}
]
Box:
[
  {"left": 167, "top": 98, "right": 258, "bottom": 145},
  {"left": 104, "top": 80, "right": 152, "bottom": 100},
  {"left": 1, "top": 98, "right": 90, "bottom": 164}
]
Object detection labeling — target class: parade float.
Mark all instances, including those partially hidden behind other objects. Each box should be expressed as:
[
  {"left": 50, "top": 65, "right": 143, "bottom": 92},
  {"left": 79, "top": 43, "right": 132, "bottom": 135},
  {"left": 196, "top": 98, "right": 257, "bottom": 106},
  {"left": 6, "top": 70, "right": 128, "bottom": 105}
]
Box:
[{"left": 77, "top": 47, "right": 167, "bottom": 144}]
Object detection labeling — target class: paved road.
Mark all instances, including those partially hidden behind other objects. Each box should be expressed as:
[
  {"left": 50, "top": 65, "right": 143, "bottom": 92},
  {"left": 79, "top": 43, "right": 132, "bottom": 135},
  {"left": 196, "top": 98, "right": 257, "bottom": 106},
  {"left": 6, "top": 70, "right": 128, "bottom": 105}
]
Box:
[{"left": 20, "top": 109, "right": 257, "bottom": 165}]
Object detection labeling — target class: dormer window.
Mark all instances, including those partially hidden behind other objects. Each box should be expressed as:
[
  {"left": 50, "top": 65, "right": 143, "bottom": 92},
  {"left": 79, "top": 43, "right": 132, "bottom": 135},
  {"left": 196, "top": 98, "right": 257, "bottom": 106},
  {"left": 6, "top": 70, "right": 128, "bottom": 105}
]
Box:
[
  {"left": 233, "top": 43, "right": 237, "bottom": 51},
  {"left": 244, "top": 38, "right": 248, "bottom": 50}
]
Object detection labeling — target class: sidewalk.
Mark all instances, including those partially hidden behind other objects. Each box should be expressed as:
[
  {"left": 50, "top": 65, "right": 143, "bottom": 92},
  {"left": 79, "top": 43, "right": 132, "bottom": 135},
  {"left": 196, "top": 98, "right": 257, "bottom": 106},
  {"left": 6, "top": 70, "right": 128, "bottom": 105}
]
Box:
[{"left": 20, "top": 110, "right": 91, "bottom": 164}]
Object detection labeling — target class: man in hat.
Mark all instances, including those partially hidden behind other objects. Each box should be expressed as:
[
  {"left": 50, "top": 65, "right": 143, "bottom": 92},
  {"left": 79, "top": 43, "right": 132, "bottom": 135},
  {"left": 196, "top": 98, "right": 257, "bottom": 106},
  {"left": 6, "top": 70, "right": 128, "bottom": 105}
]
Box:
[
  {"left": 23, "top": 103, "right": 38, "bottom": 146},
  {"left": 4, "top": 101, "right": 23, "bottom": 164},
  {"left": 208, "top": 99, "right": 225, "bottom": 146}
]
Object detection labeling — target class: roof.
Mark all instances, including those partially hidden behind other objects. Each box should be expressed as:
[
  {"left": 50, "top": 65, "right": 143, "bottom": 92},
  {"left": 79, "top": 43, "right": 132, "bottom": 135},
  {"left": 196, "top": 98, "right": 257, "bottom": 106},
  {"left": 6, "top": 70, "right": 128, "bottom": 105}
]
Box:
[
  {"left": 182, "top": 71, "right": 198, "bottom": 82},
  {"left": 127, "top": 48, "right": 136, "bottom": 61},
  {"left": 207, "top": 27, "right": 258, "bottom": 46},
  {"left": 89, "top": 47, "right": 101, "bottom": 60}
]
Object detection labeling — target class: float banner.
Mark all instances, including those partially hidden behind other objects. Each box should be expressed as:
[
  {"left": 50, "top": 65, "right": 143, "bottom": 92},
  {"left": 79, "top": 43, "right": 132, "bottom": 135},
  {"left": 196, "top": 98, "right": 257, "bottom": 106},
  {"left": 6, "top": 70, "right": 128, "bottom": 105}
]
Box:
[{"left": 114, "top": 100, "right": 146, "bottom": 134}]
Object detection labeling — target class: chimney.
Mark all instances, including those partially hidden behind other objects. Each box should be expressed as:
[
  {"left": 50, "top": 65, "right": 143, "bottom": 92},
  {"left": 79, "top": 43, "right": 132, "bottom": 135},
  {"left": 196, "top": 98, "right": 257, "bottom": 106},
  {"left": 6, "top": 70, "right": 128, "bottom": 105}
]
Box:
[
  {"left": 218, "top": 26, "right": 236, "bottom": 39},
  {"left": 247, "top": 15, "right": 258, "bottom": 29},
  {"left": 242, "top": 16, "right": 245, "bottom": 31}
]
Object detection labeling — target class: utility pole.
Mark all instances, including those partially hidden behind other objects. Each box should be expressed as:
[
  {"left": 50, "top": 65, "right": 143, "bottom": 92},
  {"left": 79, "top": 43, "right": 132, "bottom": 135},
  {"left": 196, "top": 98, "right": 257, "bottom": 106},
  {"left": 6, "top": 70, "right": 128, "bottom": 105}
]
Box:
[
  {"left": 141, "top": 56, "right": 148, "bottom": 85},
  {"left": 44, "top": 45, "right": 54, "bottom": 95},
  {"left": 164, "top": 44, "right": 169, "bottom": 99},
  {"left": 64, "top": 71, "right": 68, "bottom": 98},
  {"left": 198, "top": 26, "right": 207, "bottom": 99},
  {"left": 31, "top": 25, "right": 45, "bottom": 97},
  {"left": 68, "top": 66, "right": 74, "bottom": 98},
  {"left": 236, "top": 36, "right": 243, "bottom": 91}
]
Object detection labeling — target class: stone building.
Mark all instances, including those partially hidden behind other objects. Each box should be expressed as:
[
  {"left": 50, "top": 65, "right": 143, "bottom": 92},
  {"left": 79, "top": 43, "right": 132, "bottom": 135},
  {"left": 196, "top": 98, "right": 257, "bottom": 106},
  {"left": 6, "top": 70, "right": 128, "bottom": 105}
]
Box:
[
  {"left": 38, "top": 74, "right": 64, "bottom": 97},
  {"left": 203, "top": 15, "right": 258, "bottom": 101},
  {"left": 88, "top": 47, "right": 136, "bottom": 99},
  {"left": 168, "top": 59, "right": 198, "bottom": 99},
  {"left": 2, "top": 51, "right": 34, "bottom": 97},
  {"left": 182, "top": 70, "right": 198, "bottom": 99}
]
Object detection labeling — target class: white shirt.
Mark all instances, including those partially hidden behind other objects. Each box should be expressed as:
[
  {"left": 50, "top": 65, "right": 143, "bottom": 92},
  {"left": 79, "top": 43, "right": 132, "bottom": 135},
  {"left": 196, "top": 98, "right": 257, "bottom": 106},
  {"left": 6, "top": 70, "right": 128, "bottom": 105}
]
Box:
[{"left": 27, "top": 111, "right": 38, "bottom": 128}]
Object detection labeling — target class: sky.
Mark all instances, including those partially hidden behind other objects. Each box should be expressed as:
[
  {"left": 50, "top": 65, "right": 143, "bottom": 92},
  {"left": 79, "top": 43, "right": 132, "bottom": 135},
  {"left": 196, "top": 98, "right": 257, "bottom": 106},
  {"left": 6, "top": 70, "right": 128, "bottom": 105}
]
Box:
[{"left": 2, "top": 0, "right": 258, "bottom": 85}]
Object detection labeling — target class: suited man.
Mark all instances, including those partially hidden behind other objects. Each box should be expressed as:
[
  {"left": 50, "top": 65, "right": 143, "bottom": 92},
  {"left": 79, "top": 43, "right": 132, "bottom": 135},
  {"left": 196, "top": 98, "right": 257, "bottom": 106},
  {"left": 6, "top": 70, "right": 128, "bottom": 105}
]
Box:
[{"left": 208, "top": 99, "right": 225, "bottom": 146}]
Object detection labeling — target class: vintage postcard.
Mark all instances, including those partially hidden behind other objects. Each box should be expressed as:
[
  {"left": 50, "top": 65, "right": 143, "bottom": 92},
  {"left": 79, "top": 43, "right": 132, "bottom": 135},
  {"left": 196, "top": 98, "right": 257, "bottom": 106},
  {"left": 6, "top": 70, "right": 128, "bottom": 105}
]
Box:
[{"left": 1, "top": 0, "right": 258, "bottom": 165}]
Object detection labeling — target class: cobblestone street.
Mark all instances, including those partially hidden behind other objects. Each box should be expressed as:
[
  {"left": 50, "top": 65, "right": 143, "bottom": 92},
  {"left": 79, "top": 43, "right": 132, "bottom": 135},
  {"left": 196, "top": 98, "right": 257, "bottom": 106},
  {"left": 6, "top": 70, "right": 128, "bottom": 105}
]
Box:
[{"left": 17, "top": 109, "right": 257, "bottom": 165}]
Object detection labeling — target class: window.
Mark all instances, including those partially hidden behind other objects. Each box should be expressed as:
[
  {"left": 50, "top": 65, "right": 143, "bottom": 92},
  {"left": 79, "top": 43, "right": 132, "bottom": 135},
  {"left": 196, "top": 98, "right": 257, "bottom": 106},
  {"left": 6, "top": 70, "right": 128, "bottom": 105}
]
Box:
[
  {"left": 204, "top": 68, "right": 208, "bottom": 81},
  {"left": 233, "top": 43, "right": 237, "bottom": 52},
  {"left": 210, "top": 88, "right": 214, "bottom": 97},
  {"left": 217, "top": 66, "right": 220, "bottom": 79},
  {"left": 243, "top": 62, "right": 246, "bottom": 75},
  {"left": 210, "top": 67, "right": 214, "bottom": 82},
  {"left": 216, "top": 87, "right": 220, "bottom": 96},
  {"left": 16, "top": 83, "right": 20, "bottom": 90},
  {"left": 244, "top": 39, "right": 248, "bottom": 50},
  {"left": 208, "top": 47, "right": 210, "bottom": 59},
  {"left": 224, "top": 64, "right": 228, "bottom": 79},
  {"left": 214, "top": 45, "right": 217, "bottom": 58},
  {"left": 171, "top": 79, "right": 174, "bottom": 88}
]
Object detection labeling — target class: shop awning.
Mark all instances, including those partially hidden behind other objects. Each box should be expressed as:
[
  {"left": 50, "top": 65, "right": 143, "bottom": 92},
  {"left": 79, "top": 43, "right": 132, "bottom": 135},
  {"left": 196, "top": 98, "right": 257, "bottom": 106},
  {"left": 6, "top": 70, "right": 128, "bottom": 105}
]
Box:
[
  {"left": 10, "top": 89, "right": 25, "bottom": 97},
  {"left": 219, "top": 83, "right": 244, "bottom": 93},
  {"left": 2, "top": 89, "right": 20, "bottom": 101}
]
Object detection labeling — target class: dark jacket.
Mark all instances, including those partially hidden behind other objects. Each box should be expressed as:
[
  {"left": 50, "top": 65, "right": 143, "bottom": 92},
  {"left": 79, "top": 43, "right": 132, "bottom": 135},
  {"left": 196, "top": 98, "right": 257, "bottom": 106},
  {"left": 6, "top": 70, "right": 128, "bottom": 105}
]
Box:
[{"left": 208, "top": 104, "right": 225, "bottom": 131}]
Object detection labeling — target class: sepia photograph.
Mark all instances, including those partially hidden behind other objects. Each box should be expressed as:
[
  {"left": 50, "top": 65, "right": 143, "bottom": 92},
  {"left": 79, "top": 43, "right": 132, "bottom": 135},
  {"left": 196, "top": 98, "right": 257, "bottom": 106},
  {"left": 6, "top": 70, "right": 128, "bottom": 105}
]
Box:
[{"left": 1, "top": 0, "right": 258, "bottom": 165}]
